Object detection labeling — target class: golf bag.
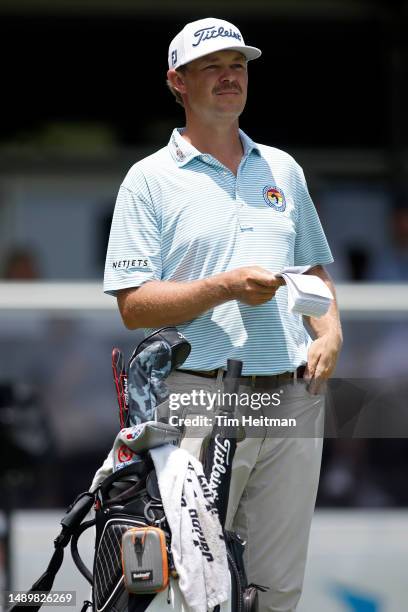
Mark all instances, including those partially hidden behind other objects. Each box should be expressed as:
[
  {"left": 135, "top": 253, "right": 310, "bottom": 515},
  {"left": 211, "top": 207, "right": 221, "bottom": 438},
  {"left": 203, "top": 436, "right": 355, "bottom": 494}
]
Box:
[
  {"left": 78, "top": 422, "right": 181, "bottom": 612},
  {"left": 9, "top": 328, "right": 265, "bottom": 612}
]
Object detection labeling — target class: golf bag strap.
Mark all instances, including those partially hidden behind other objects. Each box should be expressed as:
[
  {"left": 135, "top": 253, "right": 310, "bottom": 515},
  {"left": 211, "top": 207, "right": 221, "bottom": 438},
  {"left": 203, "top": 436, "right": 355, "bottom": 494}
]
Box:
[
  {"left": 8, "top": 547, "right": 65, "bottom": 612},
  {"left": 8, "top": 492, "right": 95, "bottom": 612},
  {"left": 71, "top": 519, "right": 95, "bottom": 585},
  {"left": 59, "top": 492, "right": 95, "bottom": 538}
]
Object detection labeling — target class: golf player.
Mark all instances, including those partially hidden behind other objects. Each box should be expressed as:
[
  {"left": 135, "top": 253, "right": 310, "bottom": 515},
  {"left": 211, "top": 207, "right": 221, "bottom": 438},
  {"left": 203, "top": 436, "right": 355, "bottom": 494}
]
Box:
[{"left": 104, "top": 17, "right": 342, "bottom": 612}]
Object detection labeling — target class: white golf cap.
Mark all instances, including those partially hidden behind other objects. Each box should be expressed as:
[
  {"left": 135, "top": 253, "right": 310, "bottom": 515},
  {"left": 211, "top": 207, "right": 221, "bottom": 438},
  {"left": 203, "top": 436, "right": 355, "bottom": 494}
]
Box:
[{"left": 168, "top": 17, "right": 262, "bottom": 70}]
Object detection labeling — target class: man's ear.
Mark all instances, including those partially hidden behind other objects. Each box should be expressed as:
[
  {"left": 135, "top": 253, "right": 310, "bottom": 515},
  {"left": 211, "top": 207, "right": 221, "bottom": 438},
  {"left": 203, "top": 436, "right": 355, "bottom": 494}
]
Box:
[{"left": 167, "top": 68, "right": 187, "bottom": 96}]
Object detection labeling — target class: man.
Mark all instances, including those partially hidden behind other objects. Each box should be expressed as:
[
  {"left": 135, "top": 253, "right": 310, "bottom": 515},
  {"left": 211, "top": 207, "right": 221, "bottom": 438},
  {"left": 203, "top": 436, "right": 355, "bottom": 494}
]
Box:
[{"left": 104, "top": 17, "right": 342, "bottom": 612}]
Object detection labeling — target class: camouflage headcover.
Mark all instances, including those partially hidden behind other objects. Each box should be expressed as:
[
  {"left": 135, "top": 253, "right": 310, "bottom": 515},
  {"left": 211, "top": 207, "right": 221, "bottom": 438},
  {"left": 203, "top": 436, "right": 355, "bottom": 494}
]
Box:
[{"left": 127, "top": 328, "right": 191, "bottom": 425}]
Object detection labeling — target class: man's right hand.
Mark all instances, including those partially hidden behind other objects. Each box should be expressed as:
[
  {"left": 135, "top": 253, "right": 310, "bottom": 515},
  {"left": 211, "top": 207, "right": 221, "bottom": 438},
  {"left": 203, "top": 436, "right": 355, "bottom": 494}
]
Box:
[{"left": 223, "top": 266, "right": 285, "bottom": 306}]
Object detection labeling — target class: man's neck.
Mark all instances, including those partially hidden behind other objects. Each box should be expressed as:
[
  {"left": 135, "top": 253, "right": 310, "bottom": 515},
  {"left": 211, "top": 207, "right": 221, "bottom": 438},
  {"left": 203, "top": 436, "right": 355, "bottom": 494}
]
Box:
[{"left": 181, "top": 118, "right": 244, "bottom": 175}]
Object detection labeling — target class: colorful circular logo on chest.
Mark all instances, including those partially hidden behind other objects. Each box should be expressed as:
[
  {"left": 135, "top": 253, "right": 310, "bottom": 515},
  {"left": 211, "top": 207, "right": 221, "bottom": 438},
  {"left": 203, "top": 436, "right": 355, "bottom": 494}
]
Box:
[{"left": 263, "top": 186, "right": 286, "bottom": 211}]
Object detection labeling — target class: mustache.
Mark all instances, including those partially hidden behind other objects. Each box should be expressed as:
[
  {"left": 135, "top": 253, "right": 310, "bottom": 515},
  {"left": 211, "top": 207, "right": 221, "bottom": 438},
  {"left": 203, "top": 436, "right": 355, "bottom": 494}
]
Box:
[{"left": 213, "top": 82, "right": 242, "bottom": 94}]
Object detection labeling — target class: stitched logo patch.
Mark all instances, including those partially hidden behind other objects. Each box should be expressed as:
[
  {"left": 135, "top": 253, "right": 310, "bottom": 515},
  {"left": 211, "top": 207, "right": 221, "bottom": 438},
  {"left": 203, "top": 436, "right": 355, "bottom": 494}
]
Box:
[
  {"left": 117, "top": 444, "right": 134, "bottom": 463},
  {"left": 262, "top": 186, "right": 286, "bottom": 212}
]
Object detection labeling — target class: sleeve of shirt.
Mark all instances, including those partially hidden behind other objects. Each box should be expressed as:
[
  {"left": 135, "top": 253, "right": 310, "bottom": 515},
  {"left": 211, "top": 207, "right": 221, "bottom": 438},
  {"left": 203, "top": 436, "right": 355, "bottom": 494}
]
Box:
[
  {"left": 103, "top": 171, "right": 162, "bottom": 296},
  {"left": 293, "top": 163, "right": 334, "bottom": 267}
]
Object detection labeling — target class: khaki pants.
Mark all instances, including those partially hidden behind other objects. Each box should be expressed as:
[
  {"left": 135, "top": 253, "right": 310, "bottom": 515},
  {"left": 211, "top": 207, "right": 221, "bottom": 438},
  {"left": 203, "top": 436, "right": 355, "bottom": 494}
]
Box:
[{"left": 166, "top": 370, "right": 325, "bottom": 612}]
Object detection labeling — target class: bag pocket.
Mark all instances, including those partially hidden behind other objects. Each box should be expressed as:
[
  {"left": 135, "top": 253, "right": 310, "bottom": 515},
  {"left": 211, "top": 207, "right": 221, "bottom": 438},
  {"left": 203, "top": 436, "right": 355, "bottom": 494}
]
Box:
[{"left": 93, "top": 515, "right": 148, "bottom": 612}]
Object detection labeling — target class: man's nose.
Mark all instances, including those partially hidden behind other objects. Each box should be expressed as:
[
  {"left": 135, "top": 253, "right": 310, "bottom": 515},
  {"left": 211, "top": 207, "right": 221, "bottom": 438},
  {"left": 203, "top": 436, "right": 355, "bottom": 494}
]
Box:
[{"left": 219, "top": 66, "right": 235, "bottom": 82}]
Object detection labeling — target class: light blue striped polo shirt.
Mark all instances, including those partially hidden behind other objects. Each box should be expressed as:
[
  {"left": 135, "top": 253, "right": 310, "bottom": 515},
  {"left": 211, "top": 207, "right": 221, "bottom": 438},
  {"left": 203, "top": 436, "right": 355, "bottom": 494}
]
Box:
[{"left": 104, "top": 128, "right": 333, "bottom": 375}]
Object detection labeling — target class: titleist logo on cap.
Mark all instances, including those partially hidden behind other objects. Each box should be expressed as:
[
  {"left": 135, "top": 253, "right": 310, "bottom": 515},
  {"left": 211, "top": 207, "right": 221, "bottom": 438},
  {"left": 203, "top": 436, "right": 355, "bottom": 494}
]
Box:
[
  {"left": 192, "top": 26, "right": 242, "bottom": 47},
  {"left": 168, "top": 17, "right": 261, "bottom": 70}
]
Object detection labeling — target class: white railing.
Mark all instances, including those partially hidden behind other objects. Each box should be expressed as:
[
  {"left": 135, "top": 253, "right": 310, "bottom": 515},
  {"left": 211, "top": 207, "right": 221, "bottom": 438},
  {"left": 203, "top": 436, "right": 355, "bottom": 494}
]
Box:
[{"left": 0, "top": 282, "right": 407, "bottom": 317}]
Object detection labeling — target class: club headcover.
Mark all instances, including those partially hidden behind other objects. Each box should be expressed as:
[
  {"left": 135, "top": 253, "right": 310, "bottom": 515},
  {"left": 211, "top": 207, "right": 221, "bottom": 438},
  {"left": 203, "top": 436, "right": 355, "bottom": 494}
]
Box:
[
  {"left": 127, "top": 327, "right": 191, "bottom": 425},
  {"left": 113, "top": 421, "right": 181, "bottom": 471}
]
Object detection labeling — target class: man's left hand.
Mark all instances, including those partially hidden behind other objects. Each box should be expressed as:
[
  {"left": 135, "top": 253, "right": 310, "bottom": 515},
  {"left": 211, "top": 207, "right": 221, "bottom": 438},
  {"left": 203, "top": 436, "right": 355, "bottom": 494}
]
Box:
[{"left": 303, "top": 333, "right": 342, "bottom": 394}]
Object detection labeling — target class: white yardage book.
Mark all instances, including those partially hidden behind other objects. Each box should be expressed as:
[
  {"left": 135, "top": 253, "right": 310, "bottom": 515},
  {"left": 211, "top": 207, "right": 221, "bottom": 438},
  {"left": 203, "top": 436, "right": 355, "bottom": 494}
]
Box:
[{"left": 277, "top": 266, "right": 333, "bottom": 318}]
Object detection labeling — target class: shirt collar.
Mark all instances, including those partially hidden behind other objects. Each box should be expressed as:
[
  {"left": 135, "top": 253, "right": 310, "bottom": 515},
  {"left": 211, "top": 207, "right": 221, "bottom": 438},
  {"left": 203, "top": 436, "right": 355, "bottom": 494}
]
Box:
[
  {"left": 168, "top": 128, "right": 201, "bottom": 167},
  {"left": 168, "top": 127, "right": 261, "bottom": 167},
  {"left": 238, "top": 129, "right": 261, "bottom": 158}
]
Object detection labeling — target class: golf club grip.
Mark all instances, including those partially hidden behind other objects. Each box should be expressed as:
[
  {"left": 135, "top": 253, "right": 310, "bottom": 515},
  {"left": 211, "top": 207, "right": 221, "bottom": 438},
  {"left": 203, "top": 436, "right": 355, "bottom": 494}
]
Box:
[
  {"left": 226, "top": 358, "right": 242, "bottom": 379},
  {"left": 224, "top": 359, "right": 243, "bottom": 395}
]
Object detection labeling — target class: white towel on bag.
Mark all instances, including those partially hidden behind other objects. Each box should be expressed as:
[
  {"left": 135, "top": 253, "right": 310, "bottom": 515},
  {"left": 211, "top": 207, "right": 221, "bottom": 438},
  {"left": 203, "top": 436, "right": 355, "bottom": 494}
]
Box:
[{"left": 150, "top": 444, "right": 229, "bottom": 612}]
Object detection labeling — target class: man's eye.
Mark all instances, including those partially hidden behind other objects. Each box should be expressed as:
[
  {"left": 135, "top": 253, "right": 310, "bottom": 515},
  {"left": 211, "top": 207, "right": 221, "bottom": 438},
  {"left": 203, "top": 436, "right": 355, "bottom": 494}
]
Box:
[
  {"left": 233, "top": 64, "right": 245, "bottom": 69},
  {"left": 204, "top": 65, "right": 218, "bottom": 70}
]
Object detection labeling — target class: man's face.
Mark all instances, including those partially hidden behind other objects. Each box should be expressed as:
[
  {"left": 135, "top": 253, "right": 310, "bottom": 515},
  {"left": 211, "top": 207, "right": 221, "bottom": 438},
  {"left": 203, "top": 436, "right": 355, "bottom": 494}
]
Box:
[{"left": 174, "top": 50, "right": 248, "bottom": 122}]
